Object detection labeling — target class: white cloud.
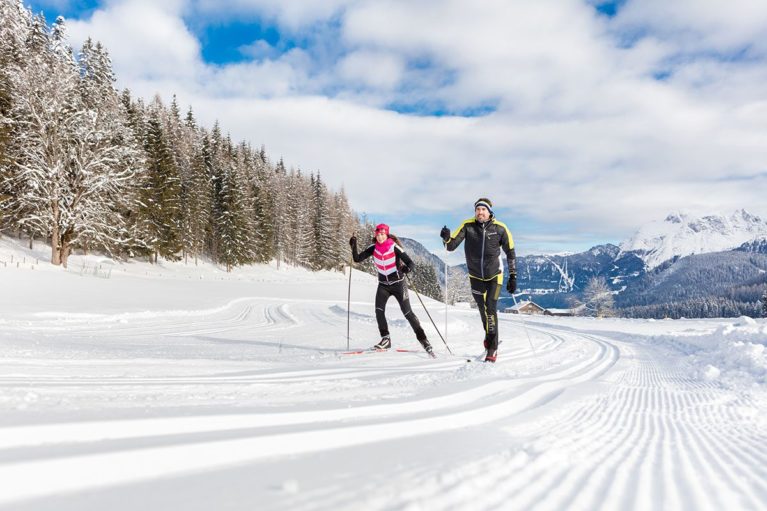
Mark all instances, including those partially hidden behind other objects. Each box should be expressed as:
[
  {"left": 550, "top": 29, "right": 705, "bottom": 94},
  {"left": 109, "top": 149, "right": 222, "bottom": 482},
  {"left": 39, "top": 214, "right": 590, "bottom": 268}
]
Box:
[
  {"left": 238, "top": 40, "right": 279, "bottom": 60},
  {"left": 337, "top": 50, "right": 404, "bottom": 90},
  {"left": 614, "top": 0, "right": 767, "bottom": 56},
  {"left": 58, "top": 0, "right": 767, "bottom": 253},
  {"left": 66, "top": 0, "right": 202, "bottom": 81},
  {"left": 201, "top": 49, "right": 313, "bottom": 98}
]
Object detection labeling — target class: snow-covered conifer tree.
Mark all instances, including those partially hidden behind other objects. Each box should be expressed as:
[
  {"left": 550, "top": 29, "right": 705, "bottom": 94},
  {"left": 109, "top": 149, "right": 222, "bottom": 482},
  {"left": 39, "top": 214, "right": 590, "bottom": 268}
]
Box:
[
  {"left": 182, "top": 114, "right": 213, "bottom": 264},
  {"left": 249, "top": 147, "right": 274, "bottom": 263},
  {"left": 215, "top": 156, "right": 250, "bottom": 271},
  {"left": 762, "top": 289, "right": 767, "bottom": 318},
  {"left": 310, "top": 172, "right": 335, "bottom": 270},
  {"left": 207, "top": 132, "right": 255, "bottom": 270},
  {"left": 446, "top": 267, "right": 472, "bottom": 304},
  {"left": 138, "top": 100, "right": 183, "bottom": 262},
  {"left": 409, "top": 260, "right": 442, "bottom": 301},
  {"left": 331, "top": 188, "right": 354, "bottom": 269},
  {"left": 163, "top": 96, "right": 200, "bottom": 263},
  {"left": 280, "top": 167, "right": 305, "bottom": 266}
]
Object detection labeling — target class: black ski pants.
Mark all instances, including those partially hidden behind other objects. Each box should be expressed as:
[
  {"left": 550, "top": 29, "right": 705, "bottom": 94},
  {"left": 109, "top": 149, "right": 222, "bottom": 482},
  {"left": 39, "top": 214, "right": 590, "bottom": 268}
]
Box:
[
  {"left": 470, "top": 275, "right": 501, "bottom": 350},
  {"left": 375, "top": 280, "right": 426, "bottom": 341}
]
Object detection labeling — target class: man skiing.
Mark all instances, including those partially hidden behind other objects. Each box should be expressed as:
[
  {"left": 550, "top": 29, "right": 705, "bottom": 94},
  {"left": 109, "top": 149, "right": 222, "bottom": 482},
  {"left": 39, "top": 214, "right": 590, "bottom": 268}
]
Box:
[{"left": 440, "top": 198, "right": 516, "bottom": 362}]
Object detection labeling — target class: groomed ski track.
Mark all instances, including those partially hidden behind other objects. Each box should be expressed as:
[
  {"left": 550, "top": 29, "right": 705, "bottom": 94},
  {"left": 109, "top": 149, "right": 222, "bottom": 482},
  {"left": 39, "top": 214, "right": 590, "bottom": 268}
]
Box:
[{"left": 1, "top": 295, "right": 765, "bottom": 510}]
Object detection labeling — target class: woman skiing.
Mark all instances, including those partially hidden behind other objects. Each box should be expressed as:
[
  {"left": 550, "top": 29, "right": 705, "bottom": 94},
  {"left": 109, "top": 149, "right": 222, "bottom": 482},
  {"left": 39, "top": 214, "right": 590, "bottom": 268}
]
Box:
[{"left": 349, "top": 224, "right": 435, "bottom": 357}]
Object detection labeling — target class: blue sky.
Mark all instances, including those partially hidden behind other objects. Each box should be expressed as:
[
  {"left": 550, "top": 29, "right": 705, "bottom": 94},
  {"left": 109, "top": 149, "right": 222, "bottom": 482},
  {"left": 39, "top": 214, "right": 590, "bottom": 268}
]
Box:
[{"left": 24, "top": 0, "right": 767, "bottom": 261}]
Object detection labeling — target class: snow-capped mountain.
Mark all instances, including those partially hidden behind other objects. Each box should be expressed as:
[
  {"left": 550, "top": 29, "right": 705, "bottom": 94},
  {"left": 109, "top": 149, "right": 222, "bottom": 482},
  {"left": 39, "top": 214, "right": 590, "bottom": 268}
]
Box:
[
  {"left": 619, "top": 209, "right": 767, "bottom": 269},
  {"left": 511, "top": 244, "right": 645, "bottom": 308}
]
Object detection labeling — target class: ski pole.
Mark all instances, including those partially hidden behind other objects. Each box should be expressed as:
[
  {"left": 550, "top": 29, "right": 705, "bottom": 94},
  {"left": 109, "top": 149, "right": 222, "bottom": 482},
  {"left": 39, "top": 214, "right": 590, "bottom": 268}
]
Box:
[
  {"left": 406, "top": 275, "right": 452, "bottom": 354},
  {"left": 347, "top": 236, "right": 355, "bottom": 351},
  {"left": 511, "top": 293, "right": 536, "bottom": 354},
  {"left": 444, "top": 246, "right": 448, "bottom": 344}
]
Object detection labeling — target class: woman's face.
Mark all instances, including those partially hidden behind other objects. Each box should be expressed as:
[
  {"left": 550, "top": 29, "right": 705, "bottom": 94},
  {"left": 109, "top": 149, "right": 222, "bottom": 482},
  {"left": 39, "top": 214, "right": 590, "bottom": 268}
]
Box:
[{"left": 375, "top": 231, "right": 388, "bottom": 243}]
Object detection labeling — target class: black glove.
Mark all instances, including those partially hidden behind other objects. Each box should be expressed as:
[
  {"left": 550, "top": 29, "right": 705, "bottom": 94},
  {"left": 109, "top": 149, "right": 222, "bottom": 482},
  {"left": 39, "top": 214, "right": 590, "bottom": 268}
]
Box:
[
  {"left": 507, "top": 274, "right": 517, "bottom": 294},
  {"left": 400, "top": 265, "right": 411, "bottom": 274},
  {"left": 349, "top": 235, "right": 357, "bottom": 248},
  {"left": 440, "top": 226, "right": 450, "bottom": 242}
]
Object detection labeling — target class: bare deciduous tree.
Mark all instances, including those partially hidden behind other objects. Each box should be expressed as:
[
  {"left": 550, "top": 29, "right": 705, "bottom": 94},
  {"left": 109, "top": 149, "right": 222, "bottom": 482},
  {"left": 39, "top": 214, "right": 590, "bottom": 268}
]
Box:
[{"left": 582, "top": 276, "right": 615, "bottom": 318}]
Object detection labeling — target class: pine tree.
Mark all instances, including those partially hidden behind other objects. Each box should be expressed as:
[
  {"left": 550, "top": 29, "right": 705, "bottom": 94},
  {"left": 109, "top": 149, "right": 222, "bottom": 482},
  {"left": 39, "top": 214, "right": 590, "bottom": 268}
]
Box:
[
  {"left": 184, "top": 128, "right": 212, "bottom": 264},
  {"left": 328, "top": 188, "right": 356, "bottom": 272},
  {"left": 309, "top": 172, "right": 335, "bottom": 270},
  {"left": 761, "top": 289, "right": 767, "bottom": 318},
  {"left": 140, "top": 103, "right": 183, "bottom": 262},
  {"left": 280, "top": 167, "right": 309, "bottom": 266},
  {"left": 163, "top": 95, "right": 200, "bottom": 263},
  {"left": 214, "top": 156, "right": 250, "bottom": 270},
  {"left": 249, "top": 150, "right": 274, "bottom": 263},
  {"left": 270, "top": 158, "right": 288, "bottom": 267},
  {"left": 446, "top": 267, "right": 472, "bottom": 304},
  {"left": 409, "top": 261, "right": 443, "bottom": 301},
  {"left": 207, "top": 133, "right": 254, "bottom": 270}
]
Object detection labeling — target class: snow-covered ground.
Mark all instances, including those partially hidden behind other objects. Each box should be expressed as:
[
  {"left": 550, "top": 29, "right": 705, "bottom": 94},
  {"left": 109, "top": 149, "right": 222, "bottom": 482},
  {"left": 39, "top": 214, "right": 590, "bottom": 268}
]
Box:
[{"left": 1, "top": 236, "right": 766, "bottom": 511}]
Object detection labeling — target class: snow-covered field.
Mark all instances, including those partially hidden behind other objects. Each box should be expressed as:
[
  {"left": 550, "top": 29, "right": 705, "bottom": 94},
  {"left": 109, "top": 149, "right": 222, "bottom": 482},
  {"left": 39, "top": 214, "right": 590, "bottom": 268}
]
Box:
[{"left": 1, "top": 237, "right": 766, "bottom": 511}]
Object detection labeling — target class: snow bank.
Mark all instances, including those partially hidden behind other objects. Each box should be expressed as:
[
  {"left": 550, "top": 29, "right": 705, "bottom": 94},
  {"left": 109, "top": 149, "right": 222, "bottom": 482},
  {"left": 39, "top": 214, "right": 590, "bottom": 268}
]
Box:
[{"left": 651, "top": 317, "right": 767, "bottom": 388}]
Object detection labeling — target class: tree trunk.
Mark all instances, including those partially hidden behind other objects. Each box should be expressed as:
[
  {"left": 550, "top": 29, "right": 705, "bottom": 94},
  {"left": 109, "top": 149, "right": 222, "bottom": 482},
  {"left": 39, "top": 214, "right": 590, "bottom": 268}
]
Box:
[
  {"left": 51, "top": 229, "right": 61, "bottom": 266},
  {"left": 60, "top": 238, "right": 71, "bottom": 269},
  {"left": 51, "top": 201, "right": 62, "bottom": 265},
  {"left": 59, "top": 228, "right": 73, "bottom": 269}
]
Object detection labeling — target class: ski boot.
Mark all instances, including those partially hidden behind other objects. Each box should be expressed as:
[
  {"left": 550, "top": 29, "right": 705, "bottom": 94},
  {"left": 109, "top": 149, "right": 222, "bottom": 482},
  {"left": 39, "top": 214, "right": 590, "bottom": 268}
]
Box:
[
  {"left": 420, "top": 339, "right": 436, "bottom": 359},
  {"left": 372, "top": 335, "right": 391, "bottom": 350}
]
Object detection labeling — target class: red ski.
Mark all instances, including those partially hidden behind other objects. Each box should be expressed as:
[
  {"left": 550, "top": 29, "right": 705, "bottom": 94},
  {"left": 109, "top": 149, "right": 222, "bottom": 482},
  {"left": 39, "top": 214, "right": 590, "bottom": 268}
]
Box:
[{"left": 341, "top": 348, "right": 422, "bottom": 355}]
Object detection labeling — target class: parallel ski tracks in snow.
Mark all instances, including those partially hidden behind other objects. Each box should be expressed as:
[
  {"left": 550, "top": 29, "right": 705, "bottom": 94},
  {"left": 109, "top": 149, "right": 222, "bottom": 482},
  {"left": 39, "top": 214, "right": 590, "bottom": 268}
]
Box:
[
  {"left": 329, "top": 336, "right": 767, "bottom": 511},
  {"left": 0, "top": 318, "right": 618, "bottom": 506},
  {"left": 1, "top": 300, "right": 765, "bottom": 509}
]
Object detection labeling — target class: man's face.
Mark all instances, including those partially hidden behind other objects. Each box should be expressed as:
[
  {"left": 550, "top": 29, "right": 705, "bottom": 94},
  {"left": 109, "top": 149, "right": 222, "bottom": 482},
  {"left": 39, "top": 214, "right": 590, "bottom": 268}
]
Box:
[{"left": 475, "top": 206, "right": 490, "bottom": 222}]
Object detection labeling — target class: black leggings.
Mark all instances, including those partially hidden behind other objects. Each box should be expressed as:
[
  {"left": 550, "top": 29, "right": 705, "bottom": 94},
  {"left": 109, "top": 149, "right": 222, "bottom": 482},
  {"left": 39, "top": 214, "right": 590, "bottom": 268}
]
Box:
[
  {"left": 470, "top": 276, "right": 501, "bottom": 349},
  {"left": 375, "top": 281, "right": 426, "bottom": 341}
]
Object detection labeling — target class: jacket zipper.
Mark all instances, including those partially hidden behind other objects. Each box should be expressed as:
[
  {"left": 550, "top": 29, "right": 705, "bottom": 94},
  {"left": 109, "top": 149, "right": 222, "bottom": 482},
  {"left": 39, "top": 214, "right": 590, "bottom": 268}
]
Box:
[{"left": 480, "top": 222, "right": 486, "bottom": 279}]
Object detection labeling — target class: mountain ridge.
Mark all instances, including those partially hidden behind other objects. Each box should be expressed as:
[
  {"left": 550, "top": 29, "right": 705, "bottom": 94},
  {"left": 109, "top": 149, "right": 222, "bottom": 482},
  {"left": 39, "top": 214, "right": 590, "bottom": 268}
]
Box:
[{"left": 619, "top": 209, "right": 767, "bottom": 269}]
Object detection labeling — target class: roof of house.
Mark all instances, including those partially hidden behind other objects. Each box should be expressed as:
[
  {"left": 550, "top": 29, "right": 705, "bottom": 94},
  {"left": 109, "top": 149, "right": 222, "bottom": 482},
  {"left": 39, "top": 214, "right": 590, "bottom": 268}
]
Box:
[{"left": 505, "top": 300, "right": 545, "bottom": 311}]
